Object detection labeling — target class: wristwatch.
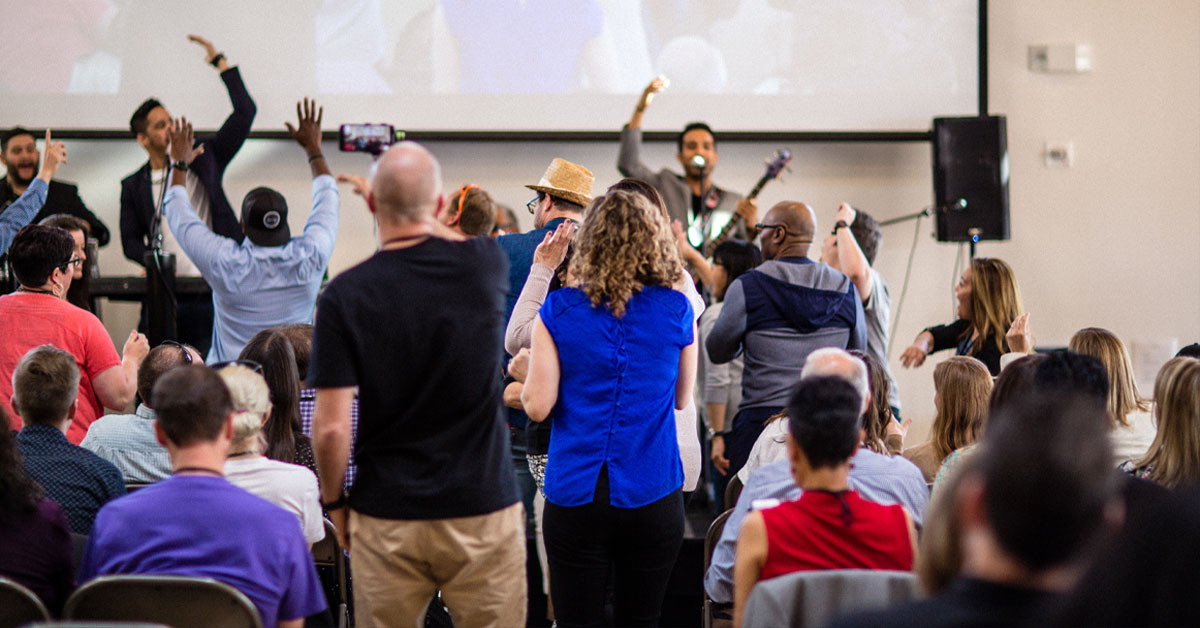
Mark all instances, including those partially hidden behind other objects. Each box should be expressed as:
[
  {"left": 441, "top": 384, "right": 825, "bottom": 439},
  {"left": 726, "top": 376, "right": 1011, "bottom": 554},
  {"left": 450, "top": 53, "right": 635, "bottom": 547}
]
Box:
[
  {"left": 321, "top": 491, "right": 349, "bottom": 510},
  {"left": 707, "top": 428, "right": 730, "bottom": 438},
  {"left": 172, "top": 160, "right": 189, "bottom": 173},
  {"left": 834, "top": 220, "right": 849, "bottom": 231}
]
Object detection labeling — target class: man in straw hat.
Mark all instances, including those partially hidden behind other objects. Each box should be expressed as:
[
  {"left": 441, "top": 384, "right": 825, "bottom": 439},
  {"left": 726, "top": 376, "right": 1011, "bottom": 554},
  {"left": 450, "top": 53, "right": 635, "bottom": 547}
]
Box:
[{"left": 495, "top": 157, "right": 594, "bottom": 620}]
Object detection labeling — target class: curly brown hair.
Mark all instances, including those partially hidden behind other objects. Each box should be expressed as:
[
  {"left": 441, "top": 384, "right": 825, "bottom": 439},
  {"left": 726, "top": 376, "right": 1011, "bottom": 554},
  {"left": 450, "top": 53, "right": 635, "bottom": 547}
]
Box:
[{"left": 569, "top": 190, "right": 682, "bottom": 317}]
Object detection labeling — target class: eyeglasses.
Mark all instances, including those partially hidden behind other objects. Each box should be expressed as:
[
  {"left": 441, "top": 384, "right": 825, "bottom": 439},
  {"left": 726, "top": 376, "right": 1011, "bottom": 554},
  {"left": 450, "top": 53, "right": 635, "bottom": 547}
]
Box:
[
  {"left": 526, "top": 193, "right": 545, "bottom": 215},
  {"left": 57, "top": 257, "right": 82, "bottom": 272},
  {"left": 211, "top": 359, "right": 264, "bottom": 374},
  {"left": 160, "top": 340, "right": 196, "bottom": 364},
  {"left": 755, "top": 223, "right": 787, "bottom": 234}
]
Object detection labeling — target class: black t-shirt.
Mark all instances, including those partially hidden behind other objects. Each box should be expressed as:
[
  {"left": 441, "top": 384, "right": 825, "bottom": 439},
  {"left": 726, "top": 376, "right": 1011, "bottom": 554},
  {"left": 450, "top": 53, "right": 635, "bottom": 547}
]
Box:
[{"left": 308, "top": 236, "right": 518, "bottom": 520}]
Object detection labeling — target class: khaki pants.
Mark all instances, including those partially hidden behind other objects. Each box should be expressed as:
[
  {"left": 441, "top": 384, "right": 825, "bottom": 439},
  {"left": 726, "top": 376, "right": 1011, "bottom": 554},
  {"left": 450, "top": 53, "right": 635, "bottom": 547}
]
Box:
[{"left": 350, "top": 503, "right": 527, "bottom": 628}]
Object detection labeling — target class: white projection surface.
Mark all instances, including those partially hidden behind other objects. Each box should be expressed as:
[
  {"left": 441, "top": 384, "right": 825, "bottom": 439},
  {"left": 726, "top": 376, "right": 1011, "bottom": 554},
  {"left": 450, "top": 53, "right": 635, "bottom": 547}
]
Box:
[{"left": 1, "top": 0, "right": 978, "bottom": 133}]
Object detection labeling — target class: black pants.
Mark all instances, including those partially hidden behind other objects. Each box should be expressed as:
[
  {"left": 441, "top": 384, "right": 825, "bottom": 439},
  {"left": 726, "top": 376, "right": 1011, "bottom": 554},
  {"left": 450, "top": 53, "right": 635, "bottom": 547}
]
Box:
[{"left": 544, "top": 469, "right": 684, "bottom": 628}]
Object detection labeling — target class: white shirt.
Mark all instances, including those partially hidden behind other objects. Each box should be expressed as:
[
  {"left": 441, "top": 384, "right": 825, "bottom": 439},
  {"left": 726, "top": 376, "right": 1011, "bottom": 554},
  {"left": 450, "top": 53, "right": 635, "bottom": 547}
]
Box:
[
  {"left": 150, "top": 167, "right": 212, "bottom": 277},
  {"left": 224, "top": 456, "right": 325, "bottom": 545}
]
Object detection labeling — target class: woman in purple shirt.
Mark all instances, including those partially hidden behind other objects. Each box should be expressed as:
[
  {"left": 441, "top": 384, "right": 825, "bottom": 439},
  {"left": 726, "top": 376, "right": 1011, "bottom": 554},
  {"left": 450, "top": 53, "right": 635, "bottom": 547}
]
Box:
[
  {"left": 523, "top": 190, "right": 698, "bottom": 627},
  {"left": 0, "top": 407, "right": 75, "bottom": 616}
]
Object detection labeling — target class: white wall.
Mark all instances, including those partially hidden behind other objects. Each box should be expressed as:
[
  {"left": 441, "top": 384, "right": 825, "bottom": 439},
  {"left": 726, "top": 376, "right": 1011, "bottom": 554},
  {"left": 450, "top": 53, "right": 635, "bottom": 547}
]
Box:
[{"left": 34, "top": 0, "right": 1200, "bottom": 442}]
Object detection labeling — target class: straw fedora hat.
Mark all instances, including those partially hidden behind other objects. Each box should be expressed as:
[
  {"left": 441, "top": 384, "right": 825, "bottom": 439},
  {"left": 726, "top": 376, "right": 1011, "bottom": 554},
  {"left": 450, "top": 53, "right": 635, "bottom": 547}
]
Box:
[{"left": 526, "top": 158, "right": 594, "bottom": 207}]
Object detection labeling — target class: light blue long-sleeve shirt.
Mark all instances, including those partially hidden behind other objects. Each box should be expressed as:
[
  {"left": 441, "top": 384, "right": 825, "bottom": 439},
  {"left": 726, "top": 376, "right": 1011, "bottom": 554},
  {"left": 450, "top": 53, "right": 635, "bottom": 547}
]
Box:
[
  {"left": 703, "top": 452, "right": 929, "bottom": 604},
  {"left": 164, "top": 174, "right": 338, "bottom": 363},
  {"left": 0, "top": 178, "right": 48, "bottom": 253}
]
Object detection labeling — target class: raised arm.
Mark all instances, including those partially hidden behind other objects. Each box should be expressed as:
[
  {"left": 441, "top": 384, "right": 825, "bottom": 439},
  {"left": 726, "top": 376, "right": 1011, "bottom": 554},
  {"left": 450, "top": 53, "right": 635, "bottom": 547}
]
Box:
[
  {"left": 92, "top": 329, "right": 149, "bottom": 411},
  {"left": 617, "top": 77, "right": 667, "bottom": 181},
  {"left": 834, "top": 203, "right": 873, "bottom": 301},
  {"left": 0, "top": 130, "right": 63, "bottom": 252},
  {"left": 505, "top": 221, "right": 574, "bottom": 355},
  {"left": 285, "top": 98, "right": 331, "bottom": 179},
  {"left": 521, "top": 317, "right": 561, "bottom": 423},
  {"left": 189, "top": 35, "right": 257, "bottom": 168},
  {"left": 163, "top": 118, "right": 235, "bottom": 275}
]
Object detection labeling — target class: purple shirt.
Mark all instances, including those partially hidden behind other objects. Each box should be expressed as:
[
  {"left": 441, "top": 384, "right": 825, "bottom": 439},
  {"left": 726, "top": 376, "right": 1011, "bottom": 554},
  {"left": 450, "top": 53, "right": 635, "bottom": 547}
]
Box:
[
  {"left": 80, "top": 475, "right": 326, "bottom": 627},
  {"left": 0, "top": 498, "right": 74, "bottom": 615}
]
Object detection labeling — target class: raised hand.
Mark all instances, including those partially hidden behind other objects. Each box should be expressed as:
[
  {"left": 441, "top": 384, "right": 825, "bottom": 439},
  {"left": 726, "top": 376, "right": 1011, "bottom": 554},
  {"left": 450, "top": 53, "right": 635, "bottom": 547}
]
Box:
[
  {"left": 187, "top": 34, "right": 228, "bottom": 70},
  {"left": 285, "top": 98, "right": 324, "bottom": 157},
  {"left": 638, "top": 76, "right": 668, "bottom": 111},
  {"left": 533, "top": 220, "right": 575, "bottom": 268},
  {"left": 735, "top": 198, "right": 758, "bottom": 226},
  {"left": 1005, "top": 312, "right": 1033, "bottom": 354},
  {"left": 168, "top": 117, "right": 205, "bottom": 165},
  {"left": 835, "top": 202, "right": 856, "bottom": 227},
  {"left": 335, "top": 174, "right": 370, "bottom": 197},
  {"left": 38, "top": 129, "right": 67, "bottom": 182}
]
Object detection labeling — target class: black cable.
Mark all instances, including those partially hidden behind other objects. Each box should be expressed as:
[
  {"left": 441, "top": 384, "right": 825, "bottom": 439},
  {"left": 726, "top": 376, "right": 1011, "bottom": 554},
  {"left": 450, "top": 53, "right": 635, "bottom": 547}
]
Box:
[{"left": 887, "top": 213, "right": 924, "bottom": 359}]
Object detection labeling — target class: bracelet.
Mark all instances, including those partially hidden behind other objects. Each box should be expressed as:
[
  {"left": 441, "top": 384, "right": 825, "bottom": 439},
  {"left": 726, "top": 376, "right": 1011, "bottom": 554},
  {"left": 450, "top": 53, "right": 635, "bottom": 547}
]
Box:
[
  {"left": 210, "top": 53, "right": 225, "bottom": 68},
  {"left": 308, "top": 153, "right": 324, "bottom": 163},
  {"left": 321, "top": 494, "right": 348, "bottom": 510}
]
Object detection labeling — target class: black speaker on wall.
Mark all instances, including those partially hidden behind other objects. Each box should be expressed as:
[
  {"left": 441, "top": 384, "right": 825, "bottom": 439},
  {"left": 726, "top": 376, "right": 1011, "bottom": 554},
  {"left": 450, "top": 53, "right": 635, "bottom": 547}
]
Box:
[{"left": 932, "top": 116, "right": 1010, "bottom": 242}]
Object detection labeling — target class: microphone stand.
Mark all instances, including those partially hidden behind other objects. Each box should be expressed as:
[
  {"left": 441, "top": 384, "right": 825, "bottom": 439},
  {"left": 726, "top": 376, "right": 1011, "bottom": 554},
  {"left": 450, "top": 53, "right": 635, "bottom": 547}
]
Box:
[
  {"left": 143, "top": 162, "right": 178, "bottom": 346},
  {"left": 881, "top": 204, "right": 979, "bottom": 259}
]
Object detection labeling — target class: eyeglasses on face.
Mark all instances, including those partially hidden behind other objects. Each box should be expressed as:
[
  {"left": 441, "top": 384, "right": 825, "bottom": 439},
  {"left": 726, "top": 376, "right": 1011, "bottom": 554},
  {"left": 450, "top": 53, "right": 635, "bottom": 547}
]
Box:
[
  {"left": 755, "top": 223, "right": 787, "bottom": 234},
  {"left": 58, "top": 257, "right": 83, "bottom": 272},
  {"left": 526, "top": 195, "right": 540, "bottom": 215},
  {"left": 211, "top": 359, "right": 264, "bottom": 374}
]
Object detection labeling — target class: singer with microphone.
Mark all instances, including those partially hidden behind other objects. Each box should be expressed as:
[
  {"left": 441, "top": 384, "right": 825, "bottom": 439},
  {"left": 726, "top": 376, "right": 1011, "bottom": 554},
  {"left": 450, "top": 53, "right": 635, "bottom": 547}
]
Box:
[
  {"left": 119, "top": 34, "right": 256, "bottom": 359},
  {"left": 618, "top": 77, "right": 758, "bottom": 258},
  {"left": 898, "top": 257, "right": 1029, "bottom": 376}
]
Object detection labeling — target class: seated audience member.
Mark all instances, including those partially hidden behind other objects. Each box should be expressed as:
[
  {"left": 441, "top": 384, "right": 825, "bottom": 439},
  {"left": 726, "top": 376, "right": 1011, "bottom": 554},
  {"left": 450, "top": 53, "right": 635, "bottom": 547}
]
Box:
[
  {"left": 903, "top": 356, "right": 992, "bottom": 483},
  {"left": 0, "top": 407, "right": 75, "bottom": 616},
  {"left": 81, "top": 341, "right": 201, "bottom": 483},
  {"left": 832, "top": 391, "right": 1121, "bottom": 628},
  {"left": 738, "top": 347, "right": 871, "bottom": 483},
  {"left": 80, "top": 365, "right": 326, "bottom": 628},
  {"left": 932, "top": 353, "right": 1045, "bottom": 494},
  {"left": 1120, "top": 357, "right": 1200, "bottom": 488},
  {"left": 218, "top": 363, "right": 324, "bottom": 546},
  {"left": 162, "top": 100, "right": 338, "bottom": 363},
  {"left": 850, "top": 350, "right": 907, "bottom": 455},
  {"left": 277, "top": 323, "right": 358, "bottom": 492},
  {"left": 0, "top": 130, "right": 67, "bottom": 254},
  {"left": 703, "top": 240, "right": 761, "bottom": 505},
  {"left": 704, "top": 349, "right": 928, "bottom": 606},
  {"left": 1069, "top": 327, "right": 1156, "bottom": 462},
  {"left": 0, "top": 224, "right": 148, "bottom": 441},
  {"left": 491, "top": 204, "right": 519, "bottom": 237},
  {"left": 733, "top": 376, "right": 916, "bottom": 628},
  {"left": 13, "top": 345, "right": 125, "bottom": 534},
  {"left": 915, "top": 454, "right": 980, "bottom": 596},
  {"left": 440, "top": 183, "right": 496, "bottom": 236},
  {"left": 238, "top": 329, "right": 316, "bottom": 474},
  {"left": 39, "top": 214, "right": 95, "bottom": 312}
]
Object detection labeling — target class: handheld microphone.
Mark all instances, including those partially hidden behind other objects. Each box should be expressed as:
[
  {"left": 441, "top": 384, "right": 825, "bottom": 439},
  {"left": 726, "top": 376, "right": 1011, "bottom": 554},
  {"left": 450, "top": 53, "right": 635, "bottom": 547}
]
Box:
[{"left": 690, "top": 154, "right": 707, "bottom": 171}]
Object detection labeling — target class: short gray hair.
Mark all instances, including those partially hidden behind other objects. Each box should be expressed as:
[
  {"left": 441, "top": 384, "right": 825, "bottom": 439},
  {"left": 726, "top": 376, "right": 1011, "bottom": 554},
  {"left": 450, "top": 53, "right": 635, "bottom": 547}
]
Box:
[{"left": 800, "top": 348, "right": 870, "bottom": 417}]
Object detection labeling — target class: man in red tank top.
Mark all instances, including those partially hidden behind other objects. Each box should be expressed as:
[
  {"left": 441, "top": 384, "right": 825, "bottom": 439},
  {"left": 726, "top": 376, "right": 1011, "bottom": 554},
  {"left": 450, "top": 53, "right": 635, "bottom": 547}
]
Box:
[{"left": 733, "top": 375, "right": 916, "bottom": 628}]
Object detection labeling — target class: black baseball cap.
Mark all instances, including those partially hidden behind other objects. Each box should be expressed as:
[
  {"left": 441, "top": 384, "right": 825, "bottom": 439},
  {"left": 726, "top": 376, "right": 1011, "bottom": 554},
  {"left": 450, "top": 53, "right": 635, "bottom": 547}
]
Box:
[{"left": 241, "top": 187, "right": 290, "bottom": 247}]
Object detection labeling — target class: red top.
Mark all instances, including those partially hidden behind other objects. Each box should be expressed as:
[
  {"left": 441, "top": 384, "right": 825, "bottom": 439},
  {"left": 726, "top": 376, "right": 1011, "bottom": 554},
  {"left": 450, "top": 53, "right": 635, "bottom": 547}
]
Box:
[
  {"left": 0, "top": 292, "right": 121, "bottom": 442},
  {"left": 759, "top": 489, "right": 913, "bottom": 581}
]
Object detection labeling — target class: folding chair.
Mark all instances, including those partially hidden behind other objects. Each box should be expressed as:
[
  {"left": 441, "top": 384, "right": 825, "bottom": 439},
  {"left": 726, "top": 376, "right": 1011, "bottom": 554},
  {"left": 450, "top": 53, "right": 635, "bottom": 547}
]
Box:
[
  {"left": 312, "top": 518, "right": 350, "bottom": 628},
  {"left": 741, "top": 569, "right": 921, "bottom": 628},
  {"left": 65, "top": 575, "right": 261, "bottom": 628},
  {"left": 0, "top": 577, "right": 49, "bottom": 628},
  {"left": 702, "top": 508, "right": 735, "bottom": 628}
]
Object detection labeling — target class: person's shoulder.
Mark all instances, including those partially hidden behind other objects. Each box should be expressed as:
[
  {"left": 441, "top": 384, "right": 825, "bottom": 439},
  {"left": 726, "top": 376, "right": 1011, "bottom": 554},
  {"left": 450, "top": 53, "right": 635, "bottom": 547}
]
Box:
[
  {"left": 120, "top": 164, "right": 149, "bottom": 186},
  {"left": 74, "top": 443, "right": 123, "bottom": 476},
  {"left": 47, "top": 179, "right": 82, "bottom": 195}
]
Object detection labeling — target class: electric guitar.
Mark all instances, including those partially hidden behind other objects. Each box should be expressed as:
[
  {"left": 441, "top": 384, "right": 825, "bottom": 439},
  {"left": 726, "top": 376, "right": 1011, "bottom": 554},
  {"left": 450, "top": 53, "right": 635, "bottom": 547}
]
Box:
[{"left": 703, "top": 148, "right": 793, "bottom": 257}]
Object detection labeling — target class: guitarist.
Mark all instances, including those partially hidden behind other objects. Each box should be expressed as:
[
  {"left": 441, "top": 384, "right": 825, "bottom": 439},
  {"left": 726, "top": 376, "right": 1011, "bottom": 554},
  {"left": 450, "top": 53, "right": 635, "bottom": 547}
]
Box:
[{"left": 618, "top": 78, "right": 759, "bottom": 265}]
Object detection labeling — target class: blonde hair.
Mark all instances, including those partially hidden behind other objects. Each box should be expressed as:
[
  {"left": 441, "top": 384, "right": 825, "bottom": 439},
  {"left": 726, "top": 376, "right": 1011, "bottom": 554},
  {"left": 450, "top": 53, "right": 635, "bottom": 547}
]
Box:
[
  {"left": 1068, "top": 327, "right": 1151, "bottom": 428},
  {"left": 217, "top": 364, "right": 272, "bottom": 445},
  {"left": 968, "top": 258, "right": 1023, "bottom": 355},
  {"left": 568, "top": 190, "right": 682, "bottom": 317},
  {"left": 1132, "top": 357, "right": 1200, "bottom": 489},
  {"left": 931, "top": 356, "right": 993, "bottom": 460}
]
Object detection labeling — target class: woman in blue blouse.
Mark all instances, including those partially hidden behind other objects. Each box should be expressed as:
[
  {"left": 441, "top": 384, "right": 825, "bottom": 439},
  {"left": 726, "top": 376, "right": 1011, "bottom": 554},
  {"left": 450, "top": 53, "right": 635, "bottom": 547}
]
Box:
[{"left": 523, "top": 190, "right": 698, "bottom": 628}]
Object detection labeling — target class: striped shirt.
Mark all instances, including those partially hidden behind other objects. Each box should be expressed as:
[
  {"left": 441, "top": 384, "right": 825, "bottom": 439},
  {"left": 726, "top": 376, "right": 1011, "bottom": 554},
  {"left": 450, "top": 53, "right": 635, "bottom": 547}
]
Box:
[
  {"left": 81, "top": 405, "right": 171, "bottom": 484},
  {"left": 298, "top": 388, "right": 358, "bottom": 491}
]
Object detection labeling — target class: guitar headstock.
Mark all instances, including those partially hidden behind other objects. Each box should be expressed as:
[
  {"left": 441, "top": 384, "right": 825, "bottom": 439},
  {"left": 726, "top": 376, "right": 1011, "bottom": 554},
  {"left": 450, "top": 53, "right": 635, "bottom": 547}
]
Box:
[{"left": 763, "top": 149, "right": 793, "bottom": 182}]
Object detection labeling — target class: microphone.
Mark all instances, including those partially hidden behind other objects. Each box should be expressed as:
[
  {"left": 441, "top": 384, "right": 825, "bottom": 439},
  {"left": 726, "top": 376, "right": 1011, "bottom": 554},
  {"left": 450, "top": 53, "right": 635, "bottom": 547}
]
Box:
[{"left": 689, "top": 154, "right": 707, "bottom": 171}]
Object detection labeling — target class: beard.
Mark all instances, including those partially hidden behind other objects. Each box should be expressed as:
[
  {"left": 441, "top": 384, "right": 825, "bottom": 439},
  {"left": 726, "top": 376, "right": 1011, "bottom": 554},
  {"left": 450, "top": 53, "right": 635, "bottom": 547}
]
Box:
[{"left": 5, "top": 158, "right": 38, "bottom": 187}]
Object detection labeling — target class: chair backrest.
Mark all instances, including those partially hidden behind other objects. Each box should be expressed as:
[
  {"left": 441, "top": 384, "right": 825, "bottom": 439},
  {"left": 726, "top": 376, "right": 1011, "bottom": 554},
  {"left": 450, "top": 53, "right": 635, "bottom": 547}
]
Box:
[
  {"left": 0, "top": 577, "right": 50, "bottom": 628},
  {"left": 742, "top": 569, "right": 920, "bottom": 628},
  {"left": 725, "top": 474, "right": 744, "bottom": 509},
  {"left": 65, "top": 575, "right": 262, "bottom": 628},
  {"left": 311, "top": 518, "right": 349, "bottom": 628},
  {"left": 704, "top": 508, "right": 734, "bottom": 573}
]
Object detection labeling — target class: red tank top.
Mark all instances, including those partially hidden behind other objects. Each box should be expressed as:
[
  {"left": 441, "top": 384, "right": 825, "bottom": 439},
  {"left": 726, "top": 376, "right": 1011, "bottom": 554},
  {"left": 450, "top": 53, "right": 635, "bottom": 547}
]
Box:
[{"left": 759, "top": 489, "right": 913, "bottom": 581}]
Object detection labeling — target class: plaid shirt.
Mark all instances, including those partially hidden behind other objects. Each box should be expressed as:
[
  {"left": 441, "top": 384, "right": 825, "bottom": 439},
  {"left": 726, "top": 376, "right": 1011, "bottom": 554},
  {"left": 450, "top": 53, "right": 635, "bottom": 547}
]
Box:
[
  {"left": 18, "top": 424, "right": 126, "bottom": 534},
  {"left": 299, "top": 388, "right": 358, "bottom": 491}
]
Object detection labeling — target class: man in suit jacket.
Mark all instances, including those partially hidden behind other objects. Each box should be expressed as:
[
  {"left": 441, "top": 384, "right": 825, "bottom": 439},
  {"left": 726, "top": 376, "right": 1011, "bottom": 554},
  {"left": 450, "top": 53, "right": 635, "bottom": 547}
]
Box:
[{"left": 119, "top": 34, "right": 256, "bottom": 358}]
